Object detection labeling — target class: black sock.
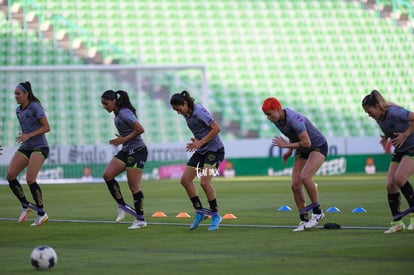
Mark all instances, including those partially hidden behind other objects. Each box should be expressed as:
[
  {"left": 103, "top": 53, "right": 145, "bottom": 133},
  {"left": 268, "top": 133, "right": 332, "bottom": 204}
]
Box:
[
  {"left": 8, "top": 179, "right": 30, "bottom": 205},
  {"left": 400, "top": 181, "right": 414, "bottom": 207},
  {"left": 300, "top": 213, "right": 309, "bottom": 222},
  {"left": 190, "top": 196, "right": 202, "bottom": 209},
  {"left": 29, "top": 182, "right": 45, "bottom": 215},
  {"left": 313, "top": 206, "right": 322, "bottom": 215},
  {"left": 208, "top": 199, "right": 218, "bottom": 213},
  {"left": 388, "top": 193, "right": 401, "bottom": 219},
  {"left": 133, "top": 191, "right": 144, "bottom": 219},
  {"left": 105, "top": 179, "right": 126, "bottom": 205}
]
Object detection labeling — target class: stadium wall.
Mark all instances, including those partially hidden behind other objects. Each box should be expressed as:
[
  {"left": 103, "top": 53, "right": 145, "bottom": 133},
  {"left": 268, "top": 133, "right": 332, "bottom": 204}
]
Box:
[
  {"left": 0, "top": 153, "right": 389, "bottom": 183},
  {"left": 0, "top": 137, "right": 389, "bottom": 183},
  {"left": 227, "top": 154, "right": 389, "bottom": 177}
]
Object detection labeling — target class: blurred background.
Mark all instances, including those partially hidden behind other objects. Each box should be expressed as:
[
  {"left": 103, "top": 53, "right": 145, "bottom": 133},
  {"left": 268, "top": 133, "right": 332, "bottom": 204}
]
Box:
[{"left": 0, "top": 0, "right": 413, "bottom": 180}]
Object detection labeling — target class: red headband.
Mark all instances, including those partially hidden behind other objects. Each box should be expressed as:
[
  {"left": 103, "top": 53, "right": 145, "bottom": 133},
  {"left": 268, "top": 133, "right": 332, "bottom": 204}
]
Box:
[{"left": 262, "top": 97, "right": 282, "bottom": 112}]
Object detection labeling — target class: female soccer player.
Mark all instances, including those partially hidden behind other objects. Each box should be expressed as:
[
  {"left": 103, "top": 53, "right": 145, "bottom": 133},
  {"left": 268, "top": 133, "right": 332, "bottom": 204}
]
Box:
[
  {"left": 7, "top": 81, "right": 50, "bottom": 226},
  {"left": 262, "top": 97, "right": 327, "bottom": 232},
  {"left": 101, "top": 90, "right": 148, "bottom": 229},
  {"left": 362, "top": 90, "right": 414, "bottom": 233},
  {"left": 170, "top": 91, "right": 225, "bottom": 231}
]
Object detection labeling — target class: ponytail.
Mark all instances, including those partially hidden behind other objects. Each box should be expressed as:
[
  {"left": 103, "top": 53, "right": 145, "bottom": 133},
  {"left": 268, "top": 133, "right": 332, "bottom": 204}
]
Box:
[
  {"left": 115, "top": 90, "right": 136, "bottom": 116},
  {"left": 170, "top": 90, "right": 195, "bottom": 110},
  {"left": 362, "top": 90, "right": 395, "bottom": 112},
  {"left": 17, "top": 81, "right": 42, "bottom": 105},
  {"left": 101, "top": 90, "right": 136, "bottom": 116}
]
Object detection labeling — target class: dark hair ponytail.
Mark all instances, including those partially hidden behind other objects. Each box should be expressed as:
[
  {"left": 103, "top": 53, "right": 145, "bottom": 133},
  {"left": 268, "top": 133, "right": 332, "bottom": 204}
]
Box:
[
  {"left": 18, "top": 81, "right": 41, "bottom": 105},
  {"left": 101, "top": 89, "right": 136, "bottom": 116},
  {"left": 170, "top": 90, "right": 195, "bottom": 110}
]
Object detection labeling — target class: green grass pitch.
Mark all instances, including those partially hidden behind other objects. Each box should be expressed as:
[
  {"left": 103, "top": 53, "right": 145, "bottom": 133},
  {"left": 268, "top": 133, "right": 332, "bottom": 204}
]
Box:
[{"left": 0, "top": 174, "right": 413, "bottom": 274}]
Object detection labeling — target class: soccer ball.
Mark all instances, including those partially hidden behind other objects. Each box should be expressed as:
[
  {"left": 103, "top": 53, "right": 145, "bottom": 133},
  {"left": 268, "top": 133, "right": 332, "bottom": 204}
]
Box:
[{"left": 30, "top": 245, "right": 58, "bottom": 270}]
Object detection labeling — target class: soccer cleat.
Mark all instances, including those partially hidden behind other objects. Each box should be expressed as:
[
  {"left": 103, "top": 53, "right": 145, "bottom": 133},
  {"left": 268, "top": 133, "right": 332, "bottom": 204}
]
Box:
[
  {"left": 190, "top": 212, "right": 208, "bottom": 230},
  {"left": 115, "top": 207, "right": 126, "bottom": 223},
  {"left": 208, "top": 213, "right": 222, "bottom": 231},
  {"left": 30, "top": 213, "right": 49, "bottom": 226},
  {"left": 306, "top": 211, "right": 325, "bottom": 228},
  {"left": 293, "top": 221, "right": 307, "bottom": 232},
  {"left": 18, "top": 207, "right": 32, "bottom": 223},
  {"left": 128, "top": 219, "right": 147, "bottom": 229},
  {"left": 384, "top": 220, "right": 405, "bottom": 233},
  {"left": 407, "top": 214, "right": 414, "bottom": 231}
]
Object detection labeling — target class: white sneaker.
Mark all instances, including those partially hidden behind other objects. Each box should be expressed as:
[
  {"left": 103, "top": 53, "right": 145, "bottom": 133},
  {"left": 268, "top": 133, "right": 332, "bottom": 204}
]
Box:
[
  {"left": 408, "top": 215, "right": 414, "bottom": 231},
  {"left": 30, "top": 213, "right": 49, "bottom": 226},
  {"left": 306, "top": 212, "right": 325, "bottom": 228},
  {"left": 18, "top": 208, "right": 32, "bottom": 223},
  {"left": 128, "top": 219, "right": 147, "bottom": 229},
  {"left": 293, "top": 221, "right": 307, "bottom": 232},
  {"left": 115, "top": 207, "right": 126, "bottom": 222},
  {"left": 384, "top": 220, "right": 405, "bottom": 233}
]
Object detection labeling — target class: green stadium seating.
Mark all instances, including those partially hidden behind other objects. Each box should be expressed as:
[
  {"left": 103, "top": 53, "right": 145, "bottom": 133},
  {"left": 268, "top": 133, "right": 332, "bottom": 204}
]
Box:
[{"left": 1, "top": 0, "right": 414, "bottom": 147}]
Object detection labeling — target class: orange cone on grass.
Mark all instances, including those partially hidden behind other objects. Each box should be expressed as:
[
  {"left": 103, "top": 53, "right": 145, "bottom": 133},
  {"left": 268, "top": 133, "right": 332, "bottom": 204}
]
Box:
[
  {"left": 222, "top": 213, "right": 237, "bottom": 219},
  {"left": 152, "top": 211, "right": 167, "bottom": 217},
  {"left": 176, "top": 212, "right": 191, "bottom": 218}
]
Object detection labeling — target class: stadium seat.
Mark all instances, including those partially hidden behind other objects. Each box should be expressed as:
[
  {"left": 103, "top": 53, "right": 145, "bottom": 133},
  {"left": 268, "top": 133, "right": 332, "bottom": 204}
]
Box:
[{"left": 2, "top": 0, "right": 414, "bottom": 146}]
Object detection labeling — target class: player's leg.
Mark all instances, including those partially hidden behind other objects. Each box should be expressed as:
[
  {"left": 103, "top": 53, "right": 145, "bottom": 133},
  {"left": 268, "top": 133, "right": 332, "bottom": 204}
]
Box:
[
  {"left": 384, "top": 162, "right": 405, "bottom": 233},
  {"left": 200, "top": 169, "right": 218, "bottom": 211},
  {"left": 291, "top": 157, "right": 308, "bottom": 232},
  {"left": 394, "top": 156, "right": 414, "bottom": 230},
  {"left": 181, "top": 165, "right": 198, "bottom": 199},
  {"left": 201, "top": 149, "right": 224, "bottom": 231},
  {"left": 103, "top": 157, "right": 128, "bottom": 222},
  {"left": 394, "top": 156, "right": 414, "bottom": 206},
  {"left": 199, "top": 169, "right": 221, "bottom": 231},
  {"left": 6, "top": 151, "right": 33, "bottom": 222},
  {"left": 125, "top": 168, "right": 147, "bottom": 229},
  {"left": 300, "top": 151, "right": 326, "bottom": 228},
  {"left": 181, "top": 165, "right": 207, "bottom": 230},
  {"left": 26, "top": 150, "right": 49, "bottom": 226},
  {"left": 124, "top": 147, "right": 148, "bottom": 229}
]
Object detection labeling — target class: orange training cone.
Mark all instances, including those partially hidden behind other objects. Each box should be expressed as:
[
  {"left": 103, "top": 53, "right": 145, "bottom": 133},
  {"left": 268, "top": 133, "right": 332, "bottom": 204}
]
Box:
[
  {"left": 152, "top": 211, "right": 167, "bottom": 217},
  {"left": 176, "top": 212, "right": 191, "bottom": 218},
  {"left": 222, "top": 213, "right": 237, "bottom": 219}
]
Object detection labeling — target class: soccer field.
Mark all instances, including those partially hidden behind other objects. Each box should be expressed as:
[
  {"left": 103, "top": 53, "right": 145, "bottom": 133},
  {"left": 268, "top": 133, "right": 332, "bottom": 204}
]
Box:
[{"left": 0, "top": 174, "right": 413, "bottom": 274}]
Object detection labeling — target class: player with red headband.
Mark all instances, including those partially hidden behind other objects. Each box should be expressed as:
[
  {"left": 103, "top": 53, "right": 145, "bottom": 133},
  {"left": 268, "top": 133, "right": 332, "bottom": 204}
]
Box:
[{"left": 262, "top": 97, "right": 328, "bottom": 232}]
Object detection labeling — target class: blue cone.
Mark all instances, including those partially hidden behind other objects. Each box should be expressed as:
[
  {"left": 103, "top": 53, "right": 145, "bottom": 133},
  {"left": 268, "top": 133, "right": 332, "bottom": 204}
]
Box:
[
  {"left": 352, "top": 207, "right": 367, "bottom": 213},
  {"left": 277, "top": 205, "right": 292, "bottom": 211},
  {"left": 326, "top": 207, "right": 341, "bottom": 213}
]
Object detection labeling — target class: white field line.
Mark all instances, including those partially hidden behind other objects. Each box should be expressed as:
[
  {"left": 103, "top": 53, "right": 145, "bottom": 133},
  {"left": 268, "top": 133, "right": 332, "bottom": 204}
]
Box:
[{"left": 0, "top": 217, "right": 388, "bottom": 230}]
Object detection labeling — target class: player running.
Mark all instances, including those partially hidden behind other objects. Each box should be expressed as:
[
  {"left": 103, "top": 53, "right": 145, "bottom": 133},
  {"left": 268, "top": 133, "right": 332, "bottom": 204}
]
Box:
[
  {"left": 101, "top": 90, "right": 148, "bottom": 229},
  {"left": 362, "top": 90, "right": 414, "bottom": 233},
  {"left": 7, "top": 81, "right": 50, "bottom": 226},
  {"left": 262, "top": 97, "right": 327, "bottom": 232},
  {"left": 170, "top": 91, "right": 225, "bottom": 231}
]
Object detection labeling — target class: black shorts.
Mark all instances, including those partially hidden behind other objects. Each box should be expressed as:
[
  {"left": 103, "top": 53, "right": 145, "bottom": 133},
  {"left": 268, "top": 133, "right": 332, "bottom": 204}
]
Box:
[
  {"left": 18, "top": 147, "right": 49, "bottom": 159},
  {"left": 187, "top": 147, "right": 225, "bottom": 169},
  {"left": 114, "top": 146, "right": 148, "bottom": 169},
  {"left": 391, "top": 147, "right": 414, "bottom": 163},
  {"left": 296, "top": 142, "right": 328, "bottom": 160}
]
